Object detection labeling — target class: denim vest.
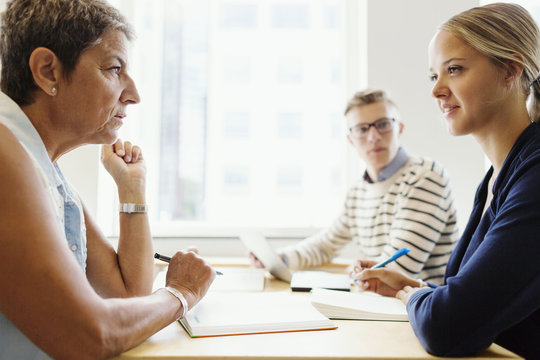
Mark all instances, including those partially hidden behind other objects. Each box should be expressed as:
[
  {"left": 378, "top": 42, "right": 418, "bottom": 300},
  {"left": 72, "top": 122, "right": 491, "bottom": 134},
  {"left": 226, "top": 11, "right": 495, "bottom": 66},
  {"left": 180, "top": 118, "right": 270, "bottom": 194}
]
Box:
[{"left": 0, "top": 92, "right": 87, "bottom": 359}]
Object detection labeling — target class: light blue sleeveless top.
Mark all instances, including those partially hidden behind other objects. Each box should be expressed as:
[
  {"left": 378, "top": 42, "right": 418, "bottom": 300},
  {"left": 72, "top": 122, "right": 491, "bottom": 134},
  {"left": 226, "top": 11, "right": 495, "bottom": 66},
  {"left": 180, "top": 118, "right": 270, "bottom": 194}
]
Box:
[{"left": 0, "top": 92, "right": 87, "bottom": 359}]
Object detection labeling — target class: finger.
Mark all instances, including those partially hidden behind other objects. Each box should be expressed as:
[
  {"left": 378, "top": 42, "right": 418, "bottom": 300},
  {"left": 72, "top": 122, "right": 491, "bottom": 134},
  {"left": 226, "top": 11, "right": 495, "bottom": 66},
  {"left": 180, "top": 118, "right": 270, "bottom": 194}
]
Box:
[
  {"left": 357, "top": 259, "right": 378, "bottom": 269},
  {"left": 355, "top": 268, "right": 382, "bottom": 281},
  {"left": 123, "top": 141, "right": 133, "bottom": 163},
  {"left": 171, "top": 249, "right": 200, "bottom": 266},
  {"left": 351, "top": 273, "right": 366, "bottom": 286},
  {"left": 356, "top": 268, "right": 398, "bottom": 289},
  {"left": 248, "top": 252, "right": 264, "bottom": 268},
  {"left": 396, "top": 289, "right": 407, "bottom": 301},
  {"left": 354, "top": 278, "right": 376, "bottom": 292},
  {"left": 186, "top": 246, "right": 200, "bottom": 255},
  {"left": 361, "top": 280, "right": 370, "bottom": 290},
  {"left": 348, "top": 262, "right": 362, "bottom": 277},
  {"left": 130, "top": 145, "right": 142, "bottom": 162},
  {"left": 113, "top": 139, "right": 125, "bottom": 157}
]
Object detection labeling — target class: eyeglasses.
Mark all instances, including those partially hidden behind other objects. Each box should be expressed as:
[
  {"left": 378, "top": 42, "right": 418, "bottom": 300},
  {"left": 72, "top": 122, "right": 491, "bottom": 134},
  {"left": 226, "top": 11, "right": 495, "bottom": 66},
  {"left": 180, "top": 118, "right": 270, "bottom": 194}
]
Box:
[{"left": 348, "top": 117, "right": 396, "bottom": 139}]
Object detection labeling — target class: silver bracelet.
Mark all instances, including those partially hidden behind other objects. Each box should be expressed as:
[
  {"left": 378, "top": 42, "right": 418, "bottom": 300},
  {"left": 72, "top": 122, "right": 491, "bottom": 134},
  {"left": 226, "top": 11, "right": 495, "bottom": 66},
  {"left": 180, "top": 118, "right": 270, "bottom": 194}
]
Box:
[
  {"left": 119, "top": 203, "right": 148, "bottom": 214},
  {"left": 163, "top": 286, "right": 188, "bottom": 319}
]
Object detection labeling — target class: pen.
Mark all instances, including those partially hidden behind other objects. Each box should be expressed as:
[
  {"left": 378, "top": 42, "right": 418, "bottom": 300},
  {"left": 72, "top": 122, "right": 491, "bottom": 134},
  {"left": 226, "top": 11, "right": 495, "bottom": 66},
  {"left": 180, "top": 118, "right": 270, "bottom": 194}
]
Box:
[
  {"left": 371, "top": 248, "right": 410, "bottom": 269},
  {"left": 353, "top": 248, "right": 411, "bottom": 283},
  {"left": 154, "top": 253, "right": 223, "bottom": 275}
]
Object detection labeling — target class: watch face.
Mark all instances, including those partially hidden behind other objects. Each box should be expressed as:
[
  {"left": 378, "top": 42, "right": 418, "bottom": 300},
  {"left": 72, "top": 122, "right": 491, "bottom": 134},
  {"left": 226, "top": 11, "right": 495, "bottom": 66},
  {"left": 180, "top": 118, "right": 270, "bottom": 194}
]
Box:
[
  {"left": 133, "top": 204, "right": 146, "bottom": 212},
  {"left": 120, "top": 203, "right": 148, "bottom": 213}
]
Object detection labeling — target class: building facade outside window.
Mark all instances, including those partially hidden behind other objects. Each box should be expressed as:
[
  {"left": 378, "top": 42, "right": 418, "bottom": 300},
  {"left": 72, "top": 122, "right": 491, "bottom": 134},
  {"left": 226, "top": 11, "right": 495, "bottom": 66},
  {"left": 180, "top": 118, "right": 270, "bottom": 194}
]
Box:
[{"left": 98, "top": 0, "right": 362, "bottom": 237}]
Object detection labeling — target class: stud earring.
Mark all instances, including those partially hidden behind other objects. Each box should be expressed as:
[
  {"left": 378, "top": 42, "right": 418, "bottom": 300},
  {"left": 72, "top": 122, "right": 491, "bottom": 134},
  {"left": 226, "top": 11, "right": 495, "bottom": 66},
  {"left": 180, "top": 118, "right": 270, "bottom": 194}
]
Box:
[{"left": 51, "top": 87, "right": 56, "bottom": 95}]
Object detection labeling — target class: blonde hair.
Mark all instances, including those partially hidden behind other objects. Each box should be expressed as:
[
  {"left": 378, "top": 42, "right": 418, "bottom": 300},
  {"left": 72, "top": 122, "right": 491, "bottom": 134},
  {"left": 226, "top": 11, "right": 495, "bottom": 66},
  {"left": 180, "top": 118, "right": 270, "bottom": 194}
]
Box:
[
  {"left": 440, "top": 3, "right": 540, "bottom": 122},
  {"left": 344, "top": 89, "right": 400, "bottom": 120}
]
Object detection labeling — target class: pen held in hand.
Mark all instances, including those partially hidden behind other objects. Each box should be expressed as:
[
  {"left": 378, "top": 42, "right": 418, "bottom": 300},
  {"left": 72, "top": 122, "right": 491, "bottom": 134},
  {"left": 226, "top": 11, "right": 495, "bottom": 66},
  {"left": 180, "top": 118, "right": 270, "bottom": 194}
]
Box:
[
  {"left": 371, "top": 248, "right": 410, "bottom": 269},
  {"left": 353, "top": 248, "right": 410, "bottom": 282},
  {"left": 154, "top": 252, "right": 223, "bottom": 275}
]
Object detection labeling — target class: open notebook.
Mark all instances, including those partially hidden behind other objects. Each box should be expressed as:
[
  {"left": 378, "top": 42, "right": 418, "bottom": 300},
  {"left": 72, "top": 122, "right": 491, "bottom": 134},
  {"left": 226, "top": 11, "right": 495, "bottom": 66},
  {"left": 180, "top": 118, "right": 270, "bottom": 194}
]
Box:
[
  {"left": 310, "top": 288, "right": 408, "bottom": 321},
  {"left": 179, "top": 291, "right": 337, "bottom": 337}
]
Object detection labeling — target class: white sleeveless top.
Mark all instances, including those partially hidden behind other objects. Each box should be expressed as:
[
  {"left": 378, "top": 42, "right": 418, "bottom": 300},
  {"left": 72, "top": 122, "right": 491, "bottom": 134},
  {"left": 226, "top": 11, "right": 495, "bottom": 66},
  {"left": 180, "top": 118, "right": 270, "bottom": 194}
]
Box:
[{"left": 0, "top": 92, "right": 87, "bottom": 359}]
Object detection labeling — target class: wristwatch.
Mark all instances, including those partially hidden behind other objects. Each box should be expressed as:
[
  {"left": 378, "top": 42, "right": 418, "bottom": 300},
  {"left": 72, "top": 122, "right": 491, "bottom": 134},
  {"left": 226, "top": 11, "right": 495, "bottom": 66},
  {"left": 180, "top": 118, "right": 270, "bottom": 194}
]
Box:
[{"left": 119, "top": 203, "right": 148, "bottom": 214}]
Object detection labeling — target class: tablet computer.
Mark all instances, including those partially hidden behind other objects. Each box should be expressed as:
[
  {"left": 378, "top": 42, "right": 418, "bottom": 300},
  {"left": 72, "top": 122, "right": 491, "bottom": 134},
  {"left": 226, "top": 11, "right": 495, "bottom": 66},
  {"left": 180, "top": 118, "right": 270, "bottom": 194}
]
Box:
[{"left": 240, "top": 233, "right": 292, "bottom": 282}]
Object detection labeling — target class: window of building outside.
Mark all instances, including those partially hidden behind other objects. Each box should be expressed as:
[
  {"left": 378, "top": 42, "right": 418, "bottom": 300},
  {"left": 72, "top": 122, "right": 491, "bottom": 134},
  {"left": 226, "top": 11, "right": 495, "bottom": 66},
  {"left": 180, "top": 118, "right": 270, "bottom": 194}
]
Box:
[{"left": 97, "top": 0, "right": 363, "bottom": 237}]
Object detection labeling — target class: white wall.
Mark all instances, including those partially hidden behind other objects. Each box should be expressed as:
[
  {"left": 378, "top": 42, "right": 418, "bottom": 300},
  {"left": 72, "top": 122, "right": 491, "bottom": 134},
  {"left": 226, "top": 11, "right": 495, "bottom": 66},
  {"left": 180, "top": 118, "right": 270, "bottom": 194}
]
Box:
[
  {"left": 58, "top": 146, "right": 101, "bottom": 216},
  {"left": 366, "top": 0, "right": 483, "bottom": 231}
]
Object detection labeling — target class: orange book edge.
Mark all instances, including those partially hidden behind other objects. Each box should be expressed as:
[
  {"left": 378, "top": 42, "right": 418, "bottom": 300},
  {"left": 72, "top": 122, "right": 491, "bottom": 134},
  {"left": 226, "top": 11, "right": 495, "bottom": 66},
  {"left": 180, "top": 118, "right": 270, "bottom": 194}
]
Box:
[{"left": 179, "top": 319, "right": 338, "bottom": 338}]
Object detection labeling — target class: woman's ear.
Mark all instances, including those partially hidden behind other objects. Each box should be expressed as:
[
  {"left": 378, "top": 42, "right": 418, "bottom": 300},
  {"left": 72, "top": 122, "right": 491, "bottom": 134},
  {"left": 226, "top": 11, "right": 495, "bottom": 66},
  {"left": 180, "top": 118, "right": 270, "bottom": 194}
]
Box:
[
  {"left": 504, "top": 54, "right": 525, "bottom": 87},
  {"left": 28, "top": 47, "right": 61, "bottom": 96}
]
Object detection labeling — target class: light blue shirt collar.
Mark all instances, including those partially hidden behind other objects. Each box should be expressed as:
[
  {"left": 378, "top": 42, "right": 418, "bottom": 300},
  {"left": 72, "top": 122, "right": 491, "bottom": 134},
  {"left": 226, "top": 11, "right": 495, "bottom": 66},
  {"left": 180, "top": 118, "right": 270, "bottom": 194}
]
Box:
[{"left": 364, "top": 146, "right": 409, "bottom": 183}]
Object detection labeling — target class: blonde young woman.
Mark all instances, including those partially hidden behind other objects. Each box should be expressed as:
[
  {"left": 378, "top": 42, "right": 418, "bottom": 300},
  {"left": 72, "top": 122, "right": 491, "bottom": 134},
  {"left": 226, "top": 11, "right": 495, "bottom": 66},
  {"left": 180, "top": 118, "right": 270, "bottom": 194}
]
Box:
[{"left": 354, "top": 3, "right": 540, "bottom": 358}]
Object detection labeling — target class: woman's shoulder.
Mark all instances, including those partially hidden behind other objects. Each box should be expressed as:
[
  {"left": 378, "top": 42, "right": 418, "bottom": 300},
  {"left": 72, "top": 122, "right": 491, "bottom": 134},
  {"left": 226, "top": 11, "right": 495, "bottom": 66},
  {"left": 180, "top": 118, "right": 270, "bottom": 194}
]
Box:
[
  {"left": 0, "top": 123, "right": 35, "bottom": 171},
  {"left": 0, "top": 123, "right": 22, "bottom": 153},
  {"left": 508, "top": 124, "right": 540, "bottom": 172},
  {"left": 512, "top": 122, "right": 540, "bottom": 157}
]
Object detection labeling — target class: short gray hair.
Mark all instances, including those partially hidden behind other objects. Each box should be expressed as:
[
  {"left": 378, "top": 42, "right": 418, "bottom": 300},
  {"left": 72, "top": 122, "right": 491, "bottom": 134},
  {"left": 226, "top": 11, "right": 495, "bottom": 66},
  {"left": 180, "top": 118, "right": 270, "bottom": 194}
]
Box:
[{"left": 0, "top": 0, "right": 134, "bottom": 105}]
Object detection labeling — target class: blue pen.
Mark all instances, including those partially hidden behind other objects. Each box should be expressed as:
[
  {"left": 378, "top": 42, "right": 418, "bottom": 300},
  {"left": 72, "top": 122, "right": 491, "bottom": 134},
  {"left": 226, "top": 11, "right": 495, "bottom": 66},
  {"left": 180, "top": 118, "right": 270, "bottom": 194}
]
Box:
[
  {"left": 371, "top": 248, "right": 410, "bottom": 269},
  {"left": 353, "top": 248, "right": 411, "bottom": 283}
]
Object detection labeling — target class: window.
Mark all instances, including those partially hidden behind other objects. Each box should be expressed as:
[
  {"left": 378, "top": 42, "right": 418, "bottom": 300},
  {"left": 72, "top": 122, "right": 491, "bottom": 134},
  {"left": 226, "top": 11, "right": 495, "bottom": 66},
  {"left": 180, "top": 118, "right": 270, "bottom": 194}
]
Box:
[{"left": 99, "top": 0, "right": 364, "bottom": 236}]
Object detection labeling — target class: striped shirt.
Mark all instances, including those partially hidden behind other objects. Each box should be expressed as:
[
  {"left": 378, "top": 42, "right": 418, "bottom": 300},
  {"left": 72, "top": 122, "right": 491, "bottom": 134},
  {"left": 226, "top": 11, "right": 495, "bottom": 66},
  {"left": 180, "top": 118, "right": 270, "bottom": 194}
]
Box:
[{"left": 280, "top": 155, "right": 459, "bottom": 284}]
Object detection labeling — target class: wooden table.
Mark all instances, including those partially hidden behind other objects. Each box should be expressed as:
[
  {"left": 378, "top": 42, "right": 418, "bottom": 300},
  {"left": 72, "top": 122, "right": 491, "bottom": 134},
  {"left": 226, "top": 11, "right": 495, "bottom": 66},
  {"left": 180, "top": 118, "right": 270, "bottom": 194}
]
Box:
[{"left": 113, "top": 266, "right": 521, "bottom": 360}]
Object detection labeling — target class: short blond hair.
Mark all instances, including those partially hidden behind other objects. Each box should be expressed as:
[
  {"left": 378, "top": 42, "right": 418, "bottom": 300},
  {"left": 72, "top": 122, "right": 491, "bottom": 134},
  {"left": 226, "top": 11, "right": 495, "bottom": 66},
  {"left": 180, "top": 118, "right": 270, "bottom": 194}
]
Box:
[{"left": 344, "top": 89, "right": 399, "bottom": 120}]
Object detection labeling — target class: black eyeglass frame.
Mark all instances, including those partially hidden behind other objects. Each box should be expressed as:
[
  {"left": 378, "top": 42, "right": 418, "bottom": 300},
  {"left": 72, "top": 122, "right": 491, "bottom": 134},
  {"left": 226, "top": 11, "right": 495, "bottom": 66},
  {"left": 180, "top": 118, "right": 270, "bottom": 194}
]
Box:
[{"left": 348, "top": 117, "right": 396, "bottom": 138}]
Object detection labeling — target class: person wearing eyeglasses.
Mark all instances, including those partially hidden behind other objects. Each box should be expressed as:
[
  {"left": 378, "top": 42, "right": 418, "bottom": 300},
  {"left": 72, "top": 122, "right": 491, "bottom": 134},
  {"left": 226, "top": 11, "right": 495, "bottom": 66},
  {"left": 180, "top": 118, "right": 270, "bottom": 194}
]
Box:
[{"left": 252, "top": 89, "right": 459, "bottom": 285}]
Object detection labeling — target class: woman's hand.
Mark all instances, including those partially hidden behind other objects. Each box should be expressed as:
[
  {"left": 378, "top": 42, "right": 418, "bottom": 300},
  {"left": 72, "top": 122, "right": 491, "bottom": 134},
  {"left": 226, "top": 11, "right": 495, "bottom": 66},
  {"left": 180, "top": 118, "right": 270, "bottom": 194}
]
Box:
[
  {"left": 352, "top": 261, "right": 422, "bottom": 298},
  {"left": 348, "top": 259, "right": 378, "bottom": 278},
  {"left": 101, "top": 139, "right": 146, "bottom": 201},
  {"left": 248, "top": 251, "right": 265, "bottom": 268},
  {"left": 165, "top": 249, "right": 216, "bottom": 311},
  {"left": 396, "top": 285, "right": 425, "bottom": 304}
]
